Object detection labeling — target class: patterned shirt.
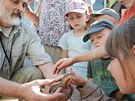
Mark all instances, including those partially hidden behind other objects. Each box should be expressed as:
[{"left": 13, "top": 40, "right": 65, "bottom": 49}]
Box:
[{"left": 38, "top": 0, "right": 91, "bottom": 47}]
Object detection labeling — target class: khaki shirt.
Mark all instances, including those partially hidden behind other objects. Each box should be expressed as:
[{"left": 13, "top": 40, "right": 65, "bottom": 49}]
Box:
[{"left": 0, "top": 23, "right": 52, "bottom": 79}]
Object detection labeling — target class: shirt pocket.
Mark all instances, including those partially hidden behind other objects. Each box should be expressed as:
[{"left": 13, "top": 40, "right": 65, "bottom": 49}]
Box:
[{"left": 12, "top": 45, "right": 24, "bottom": 60}]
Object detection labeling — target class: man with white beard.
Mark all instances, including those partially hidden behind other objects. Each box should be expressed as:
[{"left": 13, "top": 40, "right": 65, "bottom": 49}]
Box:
[{"left": 0, "top": 0, "right": 71, "bottom": 100}]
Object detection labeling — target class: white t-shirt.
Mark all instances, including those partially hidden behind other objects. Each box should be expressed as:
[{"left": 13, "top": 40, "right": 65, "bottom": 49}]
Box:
[{"left": 59, "top": 30, "right": 91, "bottom": 78}]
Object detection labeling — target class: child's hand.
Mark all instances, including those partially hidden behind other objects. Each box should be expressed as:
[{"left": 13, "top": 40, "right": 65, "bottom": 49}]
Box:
[
  {"left": 53, "top": 58, "right": 74, "bottom": 74},
  {"left": 53, "top": 68, "right": 88, "bottom": 88},
  {"left": 69, "top": 68, "right": 88, "bottom": 88}
]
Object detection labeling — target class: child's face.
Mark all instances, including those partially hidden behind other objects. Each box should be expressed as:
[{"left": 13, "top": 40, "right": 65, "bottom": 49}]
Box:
[
  {"left": 90, "top": 28, "right": 111, "bottom": 48},
  {"left": 107, "top": 57, "right": 135, "bottom": 93},
  {"left": 67, "top": 12, "right": 89, "bottom": 30},
  {"left": 108, "top": 45, "right": 135, "bottom": 93},
  {"left": 107, "top": 58, "right": 126, "bottom": 93}
]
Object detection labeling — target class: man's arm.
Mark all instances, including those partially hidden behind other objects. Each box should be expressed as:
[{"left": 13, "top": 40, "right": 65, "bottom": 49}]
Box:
[
  {"left": 0, "top": 77, "right": 22, "bottom": 98},
  {"left": 38, "top": 63, "right": 63, "bottom": 79},
  {"left": 26, "top": 25, "right": 59, "bottom": 79},
  {"left": 0, "top": 77, "right": 70, "bottom": 101}
]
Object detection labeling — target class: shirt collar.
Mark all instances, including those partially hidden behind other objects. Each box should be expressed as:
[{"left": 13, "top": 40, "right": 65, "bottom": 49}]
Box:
[{"left": 0, "top": 25, "right": 21, "bottom": 38}]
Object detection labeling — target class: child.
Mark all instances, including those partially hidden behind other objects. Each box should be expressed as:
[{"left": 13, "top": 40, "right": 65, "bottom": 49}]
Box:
[
  {"left": 55, "top": 18, "right": 135, "bottom": 100},
  {"left": 58, "top": 0, "right": 91, "bottom": 78},
  {"left": 55, "top": 17, "right": 135, "bottom": 100},
  {"left": 83, "top": 19, "right": 124, "bottom": 100},
  {"left": 53, "top": 0, "right": 135, "bottom": 74},
  {"left": 58, "top": 0, "right": 92, "bottom": 100},
  {"left": 53, "top": 8, "right": 121, "bottom": 75},
  {"left": 91, "top": 8, "right": 120, "bottom": 25},
  {"left": 23, "top": 0, "right": 94, "bottom": 64},
  {"left": 105, "top": 16, "right": 135, "bottom": 100}
]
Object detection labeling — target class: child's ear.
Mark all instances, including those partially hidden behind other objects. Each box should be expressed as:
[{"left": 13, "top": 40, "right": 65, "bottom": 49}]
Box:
[{"left": 132, "top": 45, "right": 135, "bottom": 55}]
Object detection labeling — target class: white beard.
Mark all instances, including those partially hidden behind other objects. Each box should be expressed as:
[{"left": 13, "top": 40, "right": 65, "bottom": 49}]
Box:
[
  {"left": 0, "top": 6, "right": 21, "bottom": 26},
  {"left": 7, "top": 16, "right": 21, "bottom": 26}
]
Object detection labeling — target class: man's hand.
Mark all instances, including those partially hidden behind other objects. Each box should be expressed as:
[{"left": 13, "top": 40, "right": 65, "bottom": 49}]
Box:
[
  {"left": 53, "top": 58, "right": 74, "bottom": 74},
  {"left": 20, "top": 79, "right": 71, "bottom": 101}
]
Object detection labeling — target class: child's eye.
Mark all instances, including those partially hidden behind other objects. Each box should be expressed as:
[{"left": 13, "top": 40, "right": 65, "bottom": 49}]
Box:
[
  {"left": 69, "top": 17, "right": 74, "bottom": 20},
  {"left": 76, "top": 15, "right": 82, "bottom": 19},
  {"left": 91, "top": 39, "right": 94, "bottom": 42},
  {"left": 98, "top": 36, "right": 103, "bottom": 38}
]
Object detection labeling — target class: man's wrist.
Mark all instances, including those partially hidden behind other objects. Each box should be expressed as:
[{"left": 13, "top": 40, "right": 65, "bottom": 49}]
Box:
[{"left": 17, "top": 84, "right": 27, "bottom": 99}]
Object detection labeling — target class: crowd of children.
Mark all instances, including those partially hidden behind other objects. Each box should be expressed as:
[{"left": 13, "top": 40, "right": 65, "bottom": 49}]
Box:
[
  {"left": 54, "top": 0, "right": 135, "bottom": 100},
  {"left": 25, "top": 0, "right": 135, "bottom": 100},
  {"left": 1, "top": 0, "right": 135, "bottom": 100}
]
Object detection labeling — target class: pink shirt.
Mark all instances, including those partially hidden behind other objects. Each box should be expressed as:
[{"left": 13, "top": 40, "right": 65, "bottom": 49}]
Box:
[{"left": 119, "top": 5, "right": 135, "bottom": 24}]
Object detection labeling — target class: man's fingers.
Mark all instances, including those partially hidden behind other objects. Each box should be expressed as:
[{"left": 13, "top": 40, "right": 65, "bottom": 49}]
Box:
[
  {"left": 40, "top": 87, "right": 48, "bottom": 94},
  {"left": 54, "top": 87, "right": 62, "bottom": 93},
  {"left": 39, "top": 79, "right": 55, "bottom": 90}
]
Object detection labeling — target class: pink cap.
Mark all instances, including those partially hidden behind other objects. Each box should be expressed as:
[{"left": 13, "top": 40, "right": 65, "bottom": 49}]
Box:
[{"left": 65, "top": 0, "right": 89, "bottom": 16}]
